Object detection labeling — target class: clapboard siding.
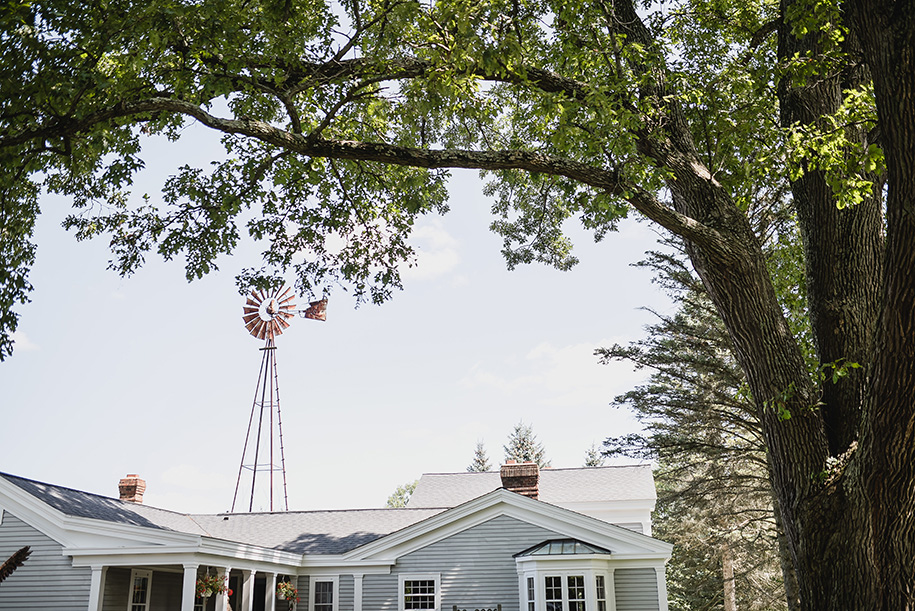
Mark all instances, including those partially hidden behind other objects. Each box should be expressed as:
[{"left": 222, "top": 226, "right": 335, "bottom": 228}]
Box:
[
  {"left": 376, "top": 515, "right": 562, "bottom": 611},
  {"left": 103, "top": 566, "right": 131, "bottom": 609},
  {"left": 614, "top": 568, "right": 659, "bottom": 611},
  {"left": 340, "top": 574, "right": 354, "bottom": 611},
  {"left": 363, "top": 574, "right": 398, "bottom": 611},
  {"left": 0, "top": 511, "right": 91, "bottom": 610},
  {"left": 297, "top": 574, "right": 310, "bottom": 608},
  {"left": 102, "top": 566, "right": 185, "bottom": 611}
]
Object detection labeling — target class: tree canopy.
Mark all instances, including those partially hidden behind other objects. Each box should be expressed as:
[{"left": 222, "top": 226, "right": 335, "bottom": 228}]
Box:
[
  {"left": 503, "top": 421, "right": 550, "bottom": 468},
  {"left": 385, "top": 479, "right": 417, "bottom": 508},
  {"left": 467, "top": 440, "right": 492, "bottom": 472},
  {"left": 2, "top": 0, "right": 915, "bottom": 606}
]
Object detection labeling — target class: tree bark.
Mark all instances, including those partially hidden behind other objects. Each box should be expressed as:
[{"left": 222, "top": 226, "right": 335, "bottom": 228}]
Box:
[{"left": 721, "top": 542, "right": 738, "bottom": 611}]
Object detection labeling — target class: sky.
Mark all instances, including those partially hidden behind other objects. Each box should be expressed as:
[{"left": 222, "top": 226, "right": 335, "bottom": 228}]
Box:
[{"left": 0, "top": 121, "right": 674, "bottom": 515}]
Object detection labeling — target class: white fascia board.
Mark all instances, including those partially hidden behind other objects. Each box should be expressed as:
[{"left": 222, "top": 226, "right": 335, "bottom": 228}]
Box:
[
  {"left": 559, "top": 499, "right": 656, "bottom": 513},
  {"left": 68, "top": 547, "right": 203, "bottom": 567},
  {"left": 0, "top": 480, "right": 84, "bottom": 547},
  {"left": 197, "top": 538, "right": 303, "bottom": 566},
  {"left": 68, "top": 538, "right": 302, "bottom": 572},
  {"left": 0, "top": 477, "right": 200, "bottom": 549},
  {"left": 59, "top": 514, "right": 201, "bottom": 547},
  {"left": 296, "top": 560, "right": 395, "bottom": 575},
  {"left": 345, "top": 489, "right": 671, "bottom": 562}
]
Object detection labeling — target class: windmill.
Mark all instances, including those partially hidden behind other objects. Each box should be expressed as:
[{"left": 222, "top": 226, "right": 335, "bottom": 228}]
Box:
[{"left": 231, "top": 287, "right": 327, "bottom": 512}]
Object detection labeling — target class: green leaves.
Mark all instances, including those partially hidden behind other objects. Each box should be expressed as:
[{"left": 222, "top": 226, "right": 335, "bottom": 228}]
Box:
[
  {"left": 786, "top": 85, "right": 883, "bottom": 209},
  {"left": 0, "top": 153, "right": 40, "bottom": 360}
]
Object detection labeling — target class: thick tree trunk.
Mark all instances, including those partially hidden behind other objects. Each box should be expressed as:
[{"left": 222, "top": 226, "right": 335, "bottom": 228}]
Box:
[
  {"left": 721, "top": 542, "right": 737, "bottom": 611},
  {"left": 770, "top": 489, "right": 800, "bottom": 611},
  {"left": 845, "top": 2, "right": 915, "bottom": 607},
  {"left": 770, "top": 3, "right": 886, "bottom": 608}
]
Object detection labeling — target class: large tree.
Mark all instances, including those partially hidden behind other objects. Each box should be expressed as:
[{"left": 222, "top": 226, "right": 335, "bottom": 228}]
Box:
[
  {"left": 1, "top": 0, "right": 913, "bottom": 607},
  {"left": 601, "top": 245, "right": 801, "bottom": 610}
]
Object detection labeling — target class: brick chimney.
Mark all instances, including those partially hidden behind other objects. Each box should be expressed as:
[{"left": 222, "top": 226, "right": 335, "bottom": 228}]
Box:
[
  {"left": 500, "top": 461, "right": 539, "bottom": 499},
  {"left": 118, "top": 474, "right": 146, "bottom": 504}
]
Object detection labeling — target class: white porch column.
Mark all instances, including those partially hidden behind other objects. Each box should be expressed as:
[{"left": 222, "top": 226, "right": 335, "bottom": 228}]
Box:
[
  {"left": 241, "top": 569, "right": 255, "bottom": 611},
  {"left": 216, "top": 566, "right": 232, "bottom": 611},
  {"left": 87, "top": 565, "right": 107, "bottom": 611},
  {"left": 181, "top": 564, "right": 199, "bottom": 611},
  {"left": 264, "top": 572, "right": 277, "bottom": 611},
  {"left": 655, "top": 566, "right": 669, "bottom": 611},
  {"left": 353, "top": 573, "right": 364, "bottom": 611},
  {"left": 606, "top": 568, "right": 617, "bottom": 611}
]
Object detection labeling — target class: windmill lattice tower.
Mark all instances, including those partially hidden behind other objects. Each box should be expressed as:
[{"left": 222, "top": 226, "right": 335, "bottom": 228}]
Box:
[{"left": 231, "top": 287, "right": 326, "bottom": 513}]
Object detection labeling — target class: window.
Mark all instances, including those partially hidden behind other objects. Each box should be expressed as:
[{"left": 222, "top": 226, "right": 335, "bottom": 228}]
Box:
[
  {"left": 128, "top": 569, "right": 152, "bottom": 611},
  {"left": 595, "top": 575, "right": 606, "bottom": 611},
  {"left": 566, "top": 576, "right": 585, "bottom": 611},
  {"left": 400, "top": 574, "right": 440, "bottom": 611},
  {"left": 527, "top": 577, "right": 536, "bottom": 611},
  {"left": 545, "top": 576, "right": 563, "bottom": 611},
  {"left": 315, "top": 581, "right": 334, "bottom": 611},
  {"left": 543, "top": 575, "right": 586, "bottom": 611},
  {"left": 309, "top": 576, "right": 339, "bottom": 611}
]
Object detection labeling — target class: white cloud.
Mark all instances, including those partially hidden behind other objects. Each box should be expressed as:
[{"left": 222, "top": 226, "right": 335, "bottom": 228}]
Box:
[
  {"left": 11, "top": 330, "right": 39, "bottom": 351},
  {"left": 402, "top": 221, "right": 461, "bottom": 281},
  {"left": 461, "top": 339, "right": 646, "bottom": 409}
]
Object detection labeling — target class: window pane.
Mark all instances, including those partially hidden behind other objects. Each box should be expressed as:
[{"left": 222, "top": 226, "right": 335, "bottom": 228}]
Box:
[
  {"left": 132, "top": 576, "right": 148, "bottom": 603},
  {"left": 316, "top": 581, "right": 334, "bottom": 611},
  {"left": 545, "top": 575, "right": 562, "bottom": 611},
  {"left": 404, "top": 580, "right": 436, "bottom": 610},
  {"left": 596, "top": 573, "right": 606, "bottom": 611},
  {"left": 566, "top": 576, "right": 585, "bottom": 611}
]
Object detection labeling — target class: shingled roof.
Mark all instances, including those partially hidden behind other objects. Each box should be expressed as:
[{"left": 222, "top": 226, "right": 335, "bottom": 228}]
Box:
[
  {"left": 406, "top": 465, "right": 656, "bottom": 508},
  {"left": 0, "top": 472, "right": 445, "bottom": 554}
]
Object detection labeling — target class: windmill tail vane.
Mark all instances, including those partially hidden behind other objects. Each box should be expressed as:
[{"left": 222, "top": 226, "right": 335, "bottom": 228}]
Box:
[
  {"left": 232, "top": 286, "right": 326, "bottom": 513},
  {"left": 302, "top": 298, "right": 328, "bottom": 321}
]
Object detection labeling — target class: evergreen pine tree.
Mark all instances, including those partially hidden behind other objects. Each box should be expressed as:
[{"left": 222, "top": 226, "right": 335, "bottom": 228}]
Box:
[
  {"left": 583, "top": 443, "right": 605, "bottom": 467},
  {"left": 503, "top": 421, "right": 550, "bottom": 468},
  {"left": 600, "top": 241, "right": 800, "bottom": 610},
  {"left": 467, "top": 440, "right": 492, "bottom": 472},
  {"left": 385, "top": 480, "right": 417, "bottom": 508}
]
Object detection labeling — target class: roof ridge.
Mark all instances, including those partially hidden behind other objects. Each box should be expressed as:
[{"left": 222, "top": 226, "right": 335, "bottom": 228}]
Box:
[
  {"left": 200, "top": 506, "right": 452, "bottom": 518},
  {"left": 419, "top": 464, "right": 650, "bottom": 476}
]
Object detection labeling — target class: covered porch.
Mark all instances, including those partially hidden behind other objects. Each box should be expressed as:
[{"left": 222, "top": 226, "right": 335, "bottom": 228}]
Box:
[{"left": 69, "top": 540, "right": 302, "bottom": 611}]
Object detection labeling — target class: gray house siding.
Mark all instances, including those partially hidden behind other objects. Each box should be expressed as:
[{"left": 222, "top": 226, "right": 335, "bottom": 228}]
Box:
[
  {"left": 296, "top": 574, "right": 310, "bottom": 609},
  {"left": 102, "top": 565, "right": 185, "bottom": 611},
  {"left": 0, "top": 511, "right": 92, "bottom": 610},
  {"left": 613, "top": 568, "right": 659, "bottom": 611},
  {"left": 339, "top": 574, "right": 354, "bottom": 611},
  {"left": 102, "top": 567, "right": 131, "bottom": 610},
  {"left": 363, "top": 574, "right": 398, "bottom": 611},
  {"left": 362, "top": 515, "right": 562, "bottom": 611}
]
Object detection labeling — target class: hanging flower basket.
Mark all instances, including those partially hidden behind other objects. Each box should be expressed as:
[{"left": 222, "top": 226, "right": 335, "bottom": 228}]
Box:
[
  {"left": 277, "top": 581, "right": 299, "bottom": 609},
  {"left": 197, "top": 573, "right": 230, "bottom": 598}
]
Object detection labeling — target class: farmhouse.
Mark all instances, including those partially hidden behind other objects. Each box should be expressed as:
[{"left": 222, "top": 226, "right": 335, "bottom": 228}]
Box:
[{"left": 0, "top": 463, "right": 670, "bottom": 611}]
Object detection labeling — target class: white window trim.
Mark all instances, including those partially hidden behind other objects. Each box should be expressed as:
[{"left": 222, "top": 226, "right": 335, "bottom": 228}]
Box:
[
  {"left": 309, "top": 575, "right": 340, "bottom": 611},
  {"left": 518, "top": 568, "right": 617, "bottom": 611},
  {"left": 127, "top": 569, "right": 153, "bottom": 611},
  {"left": 399, "top": 573, "right": 441, "bottom": 611}
]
